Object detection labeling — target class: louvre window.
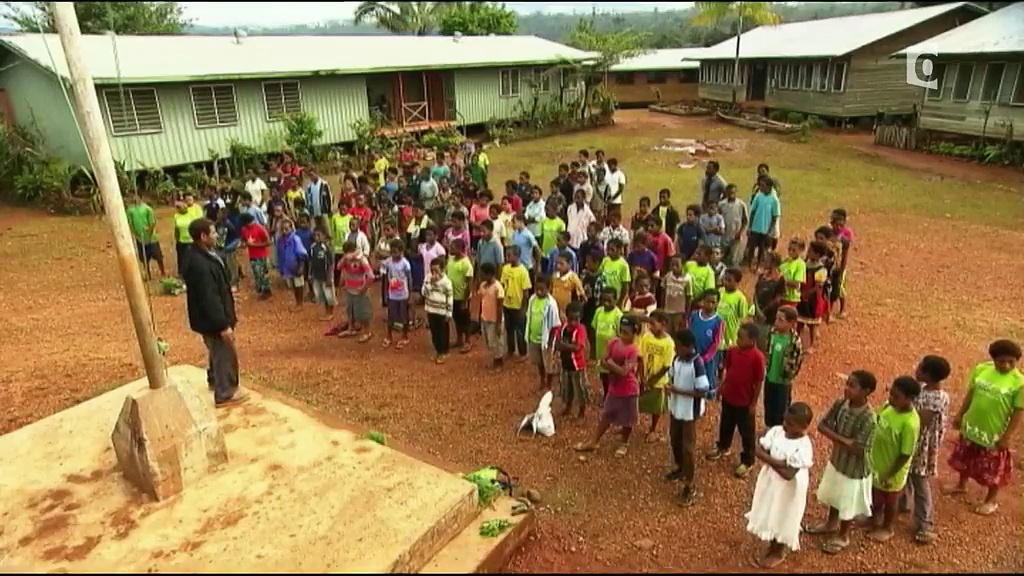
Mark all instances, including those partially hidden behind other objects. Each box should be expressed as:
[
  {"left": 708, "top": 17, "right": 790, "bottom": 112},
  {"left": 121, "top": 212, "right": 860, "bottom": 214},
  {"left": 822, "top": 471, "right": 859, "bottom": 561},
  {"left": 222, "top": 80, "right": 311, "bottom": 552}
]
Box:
[
  {"left": 103, "top": 87, "right": 163, "bottom": 136},
  {"left": 262, "top": 80, "right": 302, "bottom": 121},
  {"left": 190, "top": 85, "right": 238, "bottom": 128}
]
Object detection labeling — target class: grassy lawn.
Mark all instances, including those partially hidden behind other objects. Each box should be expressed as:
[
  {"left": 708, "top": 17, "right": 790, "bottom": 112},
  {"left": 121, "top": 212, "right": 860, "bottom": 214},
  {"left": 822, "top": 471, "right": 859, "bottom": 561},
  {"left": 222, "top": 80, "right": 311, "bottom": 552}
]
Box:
[{"left": 0, "top": 110, "right": 1021, "bottom": 572}]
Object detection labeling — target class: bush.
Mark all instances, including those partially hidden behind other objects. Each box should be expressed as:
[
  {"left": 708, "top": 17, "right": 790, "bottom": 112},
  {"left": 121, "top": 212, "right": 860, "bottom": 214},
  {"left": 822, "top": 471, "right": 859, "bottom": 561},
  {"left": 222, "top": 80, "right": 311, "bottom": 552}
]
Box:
[
  {"left": 420, "top": 127, "right": 462, "bottom": 151},
  {"left": 804, "top": 115, "right": 825, "bottom": 129},
  {"left": 768, "top": 110, "right": 788, "bottom": 122},
  {"left": 785, "top": 111, "right": 805, "bottom": 124},
  {"left": 282, "top": 112, "right": 324, "bottom": 165}
]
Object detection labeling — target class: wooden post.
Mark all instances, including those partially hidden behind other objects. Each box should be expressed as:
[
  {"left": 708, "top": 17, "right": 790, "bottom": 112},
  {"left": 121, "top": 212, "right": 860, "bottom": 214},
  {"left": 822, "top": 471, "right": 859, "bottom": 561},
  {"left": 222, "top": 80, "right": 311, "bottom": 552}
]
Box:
[
  {"left": 397, "top": 73, "right": 406, "bottom": 126},
  {"left": 52, "top": 2, "right": 168, "bottom": 390}
]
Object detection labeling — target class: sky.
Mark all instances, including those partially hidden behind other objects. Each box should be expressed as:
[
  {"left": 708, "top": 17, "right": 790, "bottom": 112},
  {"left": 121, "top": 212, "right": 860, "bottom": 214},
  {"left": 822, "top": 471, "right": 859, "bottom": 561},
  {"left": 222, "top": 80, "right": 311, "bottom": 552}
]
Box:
[{"left": 181, "top": 2, "right": 694, "bottom": 27}]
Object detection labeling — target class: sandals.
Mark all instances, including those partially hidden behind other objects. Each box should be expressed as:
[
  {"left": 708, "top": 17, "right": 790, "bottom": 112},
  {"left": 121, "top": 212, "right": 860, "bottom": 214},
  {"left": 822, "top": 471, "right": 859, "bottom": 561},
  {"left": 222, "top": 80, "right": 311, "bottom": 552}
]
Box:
[
  {"left": 356, "top": 332, "right": 374, "bottom": 344},
  {"left": 821, "top": 537, "right": 850, "bottom": 555},
  {"left": 381, "top": 339, "right": 392, "bottom": 349},
  {"left": 459, "top": 343, "right": 473, "bottom": 354},
  {"left": 973, "top": 502, "right": 999, "bottom": 516},
  {"left": 573, "top": 442, "right": 597, "bottom": 452},
  {"left": 395, "top": 339, "right": 409, "bottom": 350},
  {"left": 914, "top": 529, "right": 937, "bottom": 545},
  {"left": 803, "top": 523, "right": 838, "bottom": 536},
  {"left": 613, "top": 445, "right": 628, "bottom": 458},
  {"left": 338, "top": 330, "right": 357, "bottom": 338}
]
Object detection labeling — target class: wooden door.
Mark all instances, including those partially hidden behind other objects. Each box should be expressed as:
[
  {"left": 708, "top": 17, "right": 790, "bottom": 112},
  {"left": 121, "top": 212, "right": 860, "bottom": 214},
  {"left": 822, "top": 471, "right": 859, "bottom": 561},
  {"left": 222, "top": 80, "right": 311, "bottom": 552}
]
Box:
[{"left": 424, "top": 72, "right": 448, "bottom": 122}]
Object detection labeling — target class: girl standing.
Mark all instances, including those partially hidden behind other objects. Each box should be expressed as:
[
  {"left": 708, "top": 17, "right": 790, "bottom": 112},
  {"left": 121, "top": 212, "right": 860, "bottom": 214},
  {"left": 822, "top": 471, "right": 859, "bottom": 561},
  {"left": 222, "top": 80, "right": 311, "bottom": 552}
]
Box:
[
  {"left": 752, "top": 251, "right": 785, "bottom": 351},
  {"left": 422, "top": 259, "right": 454, "bottom": 364},
  {"left": 796, "top": 240, "right": 829, "bottom": 353},
  {"left": 574, "top": 316, "right": 642, "bottom": 458},
  {"left": 946, "top": 339, "right": 1023, "bottom": 516},
  {"left": 745, "top": 402, "right": 814, "bottom": 569}
]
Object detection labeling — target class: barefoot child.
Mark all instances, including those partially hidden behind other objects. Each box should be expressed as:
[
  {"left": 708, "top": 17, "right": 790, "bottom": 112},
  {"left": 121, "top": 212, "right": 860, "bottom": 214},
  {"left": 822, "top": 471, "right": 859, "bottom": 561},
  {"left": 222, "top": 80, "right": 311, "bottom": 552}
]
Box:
[
  {"left": 592, "top": 287, "right": 624, "bottom": 402},
  {"left": 812, "top": 370, "right": 878, "bottom": 555},
  {"left": 708, "top": 323, "right": 764, "bottom": 479},
  {"left": 338, "top": 240, "right": 375, "bottom": 343},
  {"left": 689, "top": 290, "right": 724, "bottom": 396},
  {"left": 666, "top": 328, "right": 709, "bottom": 505},
  {"left": 780, "top": 237, "right": 807, "bottom": 309},
  {"left": 382, "top": 239, "right": 412, "bottom": 349},
  {"left": 763, "top": 306, "right": 803, "bottom": 428},
  {"left": 946, "top": 339, "right": 1023, "bottom": 516},
  {"left": 796, "top": 240, "right": 828, "bottom": 352},
  {"left": 500, "top": 245, "right": 532, "bottom": 360},
  {"left": 526, "top": 275, "right": 562, "bottom": 390},
  {"left": 899, "top": 355, "right": 951, "bottom": 544},
  {"left": 575, "top": 316, "right": 641, "bottom": 457},
  {"left": 477, "top": 262, "right": 506, "bottom": 368},
  {"left": 867, "top": 376, "right": 921, "bottom": 543},
  {"left": 638, "top": 311, "right": 675, "bottom": 442},
  {"left": 551, "top": 252, "right": 586, "bottom": 321},
  {"left": 446, "top": 238, "right": 474, "bottom": 353},
  {"left": 422, "top": 258, "right": 454, "bottom": 363},
  {"left": 239, "top": 212, "right": 272, "bottom": 299},
  {"left": 717, "top": 267, "right": 749, "bottom": 349},
  {"left": 662, "top": 256, "right": 690, "bottom": 333},
  {"left": 555, "top": 302, "right": 589, "bottom": 418},
  {"left": 745, "top": 402, "right": 814, "bottom": 569},
  {"left": 684, "top": 246, "right": 716, "bottom": 312},
  {"left": 276, "top": 218, "right": 308, "bottom": 308},
  {"left": 600, "top": 238, "right": 631, "bottom": 308},
  {"left": 829, "top": 208, "right": 854, "bottom": 319},
  {"left": 309, "top": 228, "right": 337, "bottom": 319}
]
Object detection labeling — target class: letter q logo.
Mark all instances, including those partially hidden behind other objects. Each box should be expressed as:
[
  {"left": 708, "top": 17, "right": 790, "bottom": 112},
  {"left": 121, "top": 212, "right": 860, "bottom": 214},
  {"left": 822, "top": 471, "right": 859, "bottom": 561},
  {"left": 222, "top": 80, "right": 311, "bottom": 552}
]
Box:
[{"left": 906, "top": 43, "right": 940, "bottom": 89}]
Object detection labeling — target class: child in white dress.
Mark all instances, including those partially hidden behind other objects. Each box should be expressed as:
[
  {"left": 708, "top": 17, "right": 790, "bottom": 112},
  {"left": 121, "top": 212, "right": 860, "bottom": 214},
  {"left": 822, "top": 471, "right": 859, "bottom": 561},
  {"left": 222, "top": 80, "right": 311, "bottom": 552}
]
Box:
[{"left": 745, "top": 402, "right": 814, "bottom": 569}]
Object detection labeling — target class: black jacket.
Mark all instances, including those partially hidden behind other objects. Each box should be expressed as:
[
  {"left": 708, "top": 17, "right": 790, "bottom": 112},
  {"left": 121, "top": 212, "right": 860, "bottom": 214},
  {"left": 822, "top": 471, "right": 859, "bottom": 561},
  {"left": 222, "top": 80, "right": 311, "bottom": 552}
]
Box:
[
  {"left": 183, "top": 245, "right": 237, "bottom": 336},
  {"left": 659, "top": 205, "right": 681, "bottom": 240}
]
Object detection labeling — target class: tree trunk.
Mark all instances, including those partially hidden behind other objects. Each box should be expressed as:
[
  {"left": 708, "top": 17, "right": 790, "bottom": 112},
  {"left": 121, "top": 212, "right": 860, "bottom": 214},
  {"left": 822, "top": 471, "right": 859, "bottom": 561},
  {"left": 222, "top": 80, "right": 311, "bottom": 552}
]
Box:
[{"left": 732, "top": 12, "right": 743, "bottom": 105}]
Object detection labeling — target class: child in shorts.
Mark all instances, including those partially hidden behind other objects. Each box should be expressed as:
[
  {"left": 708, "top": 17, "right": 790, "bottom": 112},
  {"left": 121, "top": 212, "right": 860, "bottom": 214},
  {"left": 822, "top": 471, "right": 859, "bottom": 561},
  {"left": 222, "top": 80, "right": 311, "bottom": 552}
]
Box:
[
  {"left": 525, "top": 274, "right": 562, "bottom": 390},
  {"left": 477, "top": 262, "right": 506, "bottom": 368},
  {"left": 382, "top": 238, "right": 412, "bottom": 349},
  {"left": 308, "top": 227, "right": 336, "bottom": 320},
  {"left": 338, "top": 240, "right": 375, "bottom": 343},
  {"left": 554, "top": 302, "right": 589, "bottom": 418}
]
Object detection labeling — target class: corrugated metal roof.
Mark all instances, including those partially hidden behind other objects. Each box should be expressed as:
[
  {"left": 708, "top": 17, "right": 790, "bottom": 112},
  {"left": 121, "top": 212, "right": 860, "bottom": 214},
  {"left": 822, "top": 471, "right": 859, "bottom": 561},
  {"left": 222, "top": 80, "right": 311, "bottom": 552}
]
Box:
[
  {"left": 897, "top": 2, "right": 1024, "bottom": 56},
  {"left": 0, "top": 33, "right": 597, "bottom": 83},
  {"left": 697, "top": 2, "right": 981, "bottom": 60},
  {"left": 610, "top": 48, "right": 707, "bottom": 71}
]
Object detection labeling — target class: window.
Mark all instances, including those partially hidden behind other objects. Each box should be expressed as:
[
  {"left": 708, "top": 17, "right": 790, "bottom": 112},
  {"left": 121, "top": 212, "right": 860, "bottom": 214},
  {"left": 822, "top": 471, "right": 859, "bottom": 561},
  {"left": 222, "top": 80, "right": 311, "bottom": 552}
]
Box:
[
  {"left": 262, "top": 81, "right": 302, "bottom": 121},
  {"left": 532, "top": 68, "right": 551, "bottom": 93},
  {"left": 926, "top": 62, "right": 947, "bottom": 100},
  {"left": 614, "top": 72, "right": 635, "bottom": 85},
  {"left": 499, "top": 69, "right": 521, "bottom": 97},
  {"left": 679, "top": 69, "right": 698, "bottom": 83},
  {"left": 815, "top": 62, "right": 830, "bottom": 92},
  {"left": 951, "top": 63, "right": 975, "bottom": 102},
  {"left": 190, "top": 85, "right": 238, "bottom": 128},
  {"left": 830, "top": 62, "right": 847, "bottom": 92},
  {"left": 801, "top": 64, "right": 813, "bottom": 90},
  {"left": 980, "top": 62, "right": 1006, "bottom": 103},
  {"left": 786, "top": 65, "right": 797, "bottom": 89},
  {"left": 1013, "top": 64, "right": 1024, "bottom": 105},
  {"left": 647, "top": 71, "right": 667, "bottom": 84},
  {"left": 779, "top": 65, "right": 789, "bottom": 89},
  {"left": 103, "top": 87, "right": 163, "bottom": 136}
]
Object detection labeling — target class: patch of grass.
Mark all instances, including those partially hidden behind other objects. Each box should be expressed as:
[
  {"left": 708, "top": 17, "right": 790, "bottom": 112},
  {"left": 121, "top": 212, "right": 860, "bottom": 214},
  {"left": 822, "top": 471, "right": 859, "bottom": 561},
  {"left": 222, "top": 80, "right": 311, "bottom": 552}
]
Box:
[{"left": 365, "top": 431, "right": 387, "bottom": 446}]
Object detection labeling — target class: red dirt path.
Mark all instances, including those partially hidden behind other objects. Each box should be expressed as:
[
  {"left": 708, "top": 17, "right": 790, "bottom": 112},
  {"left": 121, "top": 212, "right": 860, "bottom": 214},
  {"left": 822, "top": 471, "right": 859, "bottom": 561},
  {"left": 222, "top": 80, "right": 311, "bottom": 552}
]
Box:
[{"left": 1, "top": 110, "right": 1021, "bottom": 573}]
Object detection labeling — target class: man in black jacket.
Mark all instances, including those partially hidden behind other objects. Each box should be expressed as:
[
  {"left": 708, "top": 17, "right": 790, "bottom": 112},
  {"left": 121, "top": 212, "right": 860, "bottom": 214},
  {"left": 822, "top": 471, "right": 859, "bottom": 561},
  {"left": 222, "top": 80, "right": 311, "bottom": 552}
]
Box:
[{"left": 183, "top": 217, "right": 247, "bottom": 407}]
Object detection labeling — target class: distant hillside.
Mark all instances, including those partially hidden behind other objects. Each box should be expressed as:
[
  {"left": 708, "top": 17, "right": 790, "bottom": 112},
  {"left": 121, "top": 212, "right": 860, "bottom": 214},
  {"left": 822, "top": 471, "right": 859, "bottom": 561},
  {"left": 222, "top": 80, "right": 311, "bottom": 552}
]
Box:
[{"left": 184, "top": 2, "right": 905, "bottom": 48}]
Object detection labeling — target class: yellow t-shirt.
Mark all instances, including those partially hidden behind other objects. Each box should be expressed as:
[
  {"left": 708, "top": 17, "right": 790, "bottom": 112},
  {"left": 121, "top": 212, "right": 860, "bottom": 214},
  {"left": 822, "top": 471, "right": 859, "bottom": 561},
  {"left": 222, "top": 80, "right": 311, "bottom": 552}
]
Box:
[
  {"left": 173, "top": 211, "right": 199, "bottom": 244},
  {"left": 476, "top": 151, "right": 490, "bottom": 169},
  {"left": 374, "top": 157, "right": 390, "bottom": 187},
  {"left": 286, "top": 187, "right": 303, "bottom": 208},
  {"left": 330, "top": 214, "right": 353, "bottom": 250},
  {"left": 639, "top": 331, "right": 675, "bottom": 388},
  {"left": 551, "top": 271, "right": 584, "bottom": 317},
  {"left": 540, "top": 217, "right": 566, "bottom": 255},
  {"left": 500, "top": 263, "right": 532, "bottom": 310},
  {"left": 780, "top": 257, "right": 807, "bottom": 303}
]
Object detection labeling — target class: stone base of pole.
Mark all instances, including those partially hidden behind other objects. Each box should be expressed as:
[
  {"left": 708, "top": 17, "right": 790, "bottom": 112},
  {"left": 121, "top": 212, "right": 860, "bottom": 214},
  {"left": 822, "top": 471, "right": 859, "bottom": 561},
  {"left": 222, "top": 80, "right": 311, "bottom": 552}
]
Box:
[{"left": 110, "top": 375, "right": 228, "bottom": 501}]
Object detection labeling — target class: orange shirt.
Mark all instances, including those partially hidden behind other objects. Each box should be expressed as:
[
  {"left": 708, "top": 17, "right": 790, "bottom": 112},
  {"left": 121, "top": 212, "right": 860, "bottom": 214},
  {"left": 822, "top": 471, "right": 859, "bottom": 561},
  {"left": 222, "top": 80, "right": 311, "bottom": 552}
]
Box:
[
  {"left": 477, "top": 280, "right": 505, "bottom": 323},
  {"left": 551, "top": 271, "right": 585, "bottom": 318}
]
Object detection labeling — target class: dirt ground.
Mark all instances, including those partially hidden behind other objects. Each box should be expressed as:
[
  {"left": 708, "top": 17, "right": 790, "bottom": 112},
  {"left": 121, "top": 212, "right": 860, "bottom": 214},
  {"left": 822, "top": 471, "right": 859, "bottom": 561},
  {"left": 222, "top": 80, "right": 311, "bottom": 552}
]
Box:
[{"left": 1, "top": 109, "right": 1022, "bottom": 573}]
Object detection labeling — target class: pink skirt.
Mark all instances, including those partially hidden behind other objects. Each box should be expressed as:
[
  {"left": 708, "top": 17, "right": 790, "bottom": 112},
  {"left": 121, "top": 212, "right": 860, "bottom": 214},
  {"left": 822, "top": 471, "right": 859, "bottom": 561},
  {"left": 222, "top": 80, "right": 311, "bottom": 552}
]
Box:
[{"left": 948, "top": 437, "right": 1013, "bottom": 488}]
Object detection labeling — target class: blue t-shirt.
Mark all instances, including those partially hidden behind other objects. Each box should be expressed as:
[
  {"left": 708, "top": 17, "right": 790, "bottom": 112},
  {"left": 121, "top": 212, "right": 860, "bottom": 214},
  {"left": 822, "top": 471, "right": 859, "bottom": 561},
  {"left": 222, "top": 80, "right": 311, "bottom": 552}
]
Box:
[
  {"left": 749, "top": 191, "right": 780, "bottom": 235},
  {"left": 276, "top": 232, "right": 308, "bottom": 278},
  {"left": 512, "top": 228, "right": 539, "bottom": 270},
  {"left": 295, "top": 227, "right": 313, "bottom": 252},
  {"left": 545, "top": 246, "right": 579, "bottom": 275},
  {"left": 626, "top": 248, "right": 658, "bottom": 276},
  {"left": 676, "top": 222, "right": 704, "bottom": 260}
]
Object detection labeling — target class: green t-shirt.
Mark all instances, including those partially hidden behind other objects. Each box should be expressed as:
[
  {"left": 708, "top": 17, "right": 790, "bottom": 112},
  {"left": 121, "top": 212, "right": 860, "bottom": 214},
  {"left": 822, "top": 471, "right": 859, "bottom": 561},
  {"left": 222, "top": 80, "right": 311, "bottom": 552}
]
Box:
[
  {"left": 445, "top": 256, "right": 474, "bottom": 301},
  {"left": 869, "top": 404, "right": 920, "bottom": 492},
  {"left": 599, "top": 256, "right": 631, "bottom": 300},
  {"left": 540, "top": 217, "right": 566, "bottom": 255},
  {"left": 173, "top": 211, "right": 199, "bottom": 244},
  {"left": 961, "top": 361, "right": 1024, "bottom": 448},
  {"left": 780, "top": 257, "right": 806, "bottom": 303},
  {"left": 684, "top": 261, "right": 715, "bottom": 299},
  {"left": 592, "top": 306, "right": 623, "bottom": 374},
  {"left": 717, "top": 288, "right": 748, "bottom": 349},
  {"left": 766, "top": 331, "right": 793, "bottom": 385},
  {"left": 527, "top": 297, "right": 546, "bottom": 344},
  {"left": 126, "top": 203, "right": 157, "bottom": 244}
]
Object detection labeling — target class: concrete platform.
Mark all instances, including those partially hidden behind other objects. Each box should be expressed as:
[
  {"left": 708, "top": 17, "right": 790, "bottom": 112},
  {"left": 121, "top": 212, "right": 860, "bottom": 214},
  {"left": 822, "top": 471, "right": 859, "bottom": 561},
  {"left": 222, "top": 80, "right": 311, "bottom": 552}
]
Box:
[
  {"left": 420, "top": 496, "right": 537, "bottom": 574},
  {"left": 0, "top": 365, "right": 481, "bottom": 573}
]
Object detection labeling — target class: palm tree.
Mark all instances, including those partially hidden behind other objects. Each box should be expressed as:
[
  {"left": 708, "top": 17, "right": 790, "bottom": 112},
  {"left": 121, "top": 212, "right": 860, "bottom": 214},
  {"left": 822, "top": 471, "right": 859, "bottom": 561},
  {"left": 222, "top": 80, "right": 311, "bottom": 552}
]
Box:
[
  {"left": 692, "top": 2, "right": 780, "bottom": 104},
  {"left": 353, "top": 1, "right": 479, "bottom": 35}
]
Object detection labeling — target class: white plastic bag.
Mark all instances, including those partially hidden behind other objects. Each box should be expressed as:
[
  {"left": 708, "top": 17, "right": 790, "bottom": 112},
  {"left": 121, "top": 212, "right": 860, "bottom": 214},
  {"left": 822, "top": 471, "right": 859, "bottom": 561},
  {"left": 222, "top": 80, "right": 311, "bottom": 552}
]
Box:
[{"left": 517, "top": 391, "right": 555, "bottom": 438}]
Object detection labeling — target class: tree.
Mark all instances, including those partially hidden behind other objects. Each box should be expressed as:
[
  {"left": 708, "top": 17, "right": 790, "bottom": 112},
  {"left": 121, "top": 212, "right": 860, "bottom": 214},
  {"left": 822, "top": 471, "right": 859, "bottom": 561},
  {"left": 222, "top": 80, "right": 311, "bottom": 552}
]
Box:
[
  {"left": 3, "top": 2, "right": 191, "bottom": 34},
  {"left": 353, "top": 1, "right": 479, "bottom": 35},
  {"left": 692, "top": 2, "right": 780, "bottom": 105},
  {"left": 438, "top": 2, "right": 518, "bottom": 36},
  {"left": 565, "top": 18, "right": 648, "bottom": 119}
]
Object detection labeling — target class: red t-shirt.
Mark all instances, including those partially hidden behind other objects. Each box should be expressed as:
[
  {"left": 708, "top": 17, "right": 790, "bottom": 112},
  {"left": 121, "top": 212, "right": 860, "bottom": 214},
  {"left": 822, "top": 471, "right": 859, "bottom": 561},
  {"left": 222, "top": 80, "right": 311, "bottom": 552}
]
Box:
[
  {"left": 504, "top": 194, "right": 523, "bottom": 214},
  {"left": 340, "top": 255, "right": 374, "bottom": 292},
  {"left": 553, "top": 323, "right": 587, "bottom": 371},
  {"left": 240, "top": 223, "right": 271, "bottom": 259},
  {"left": 720, "top": 346, "right": 766, "bottom": 408},
  {"left": 605, "top": 338, "right": 640, "bottom": 398},
  {"left": 348, "top": 206, "right": 374, "bottom": 234},
  {"left": 648, "top": 232, "right": 675, "bottom": 271}
]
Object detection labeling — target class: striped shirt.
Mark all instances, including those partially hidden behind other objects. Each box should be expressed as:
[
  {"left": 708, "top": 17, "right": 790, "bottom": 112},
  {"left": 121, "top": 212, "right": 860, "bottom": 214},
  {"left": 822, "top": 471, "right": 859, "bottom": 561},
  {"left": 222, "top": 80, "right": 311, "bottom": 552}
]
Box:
[
  {"left": 422, "top": 276, "right": 454, "bottom": 317},
  {"left": 821, "top": 399, "right": 877, "bottom": 479}
]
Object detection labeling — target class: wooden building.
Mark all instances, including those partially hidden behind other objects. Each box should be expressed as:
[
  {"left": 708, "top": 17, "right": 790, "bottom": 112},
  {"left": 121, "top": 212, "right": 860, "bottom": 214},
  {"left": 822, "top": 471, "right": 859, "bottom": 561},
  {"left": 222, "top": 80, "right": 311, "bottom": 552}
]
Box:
[
  {"left": 607, "top": 48, "right": 706, "bottom": 108},
  {"left": 696, "top": 2, "right": 986, "bottom": 118},
  {"left": 896, "top": 2, "right": 1024, "bottom": 141}
]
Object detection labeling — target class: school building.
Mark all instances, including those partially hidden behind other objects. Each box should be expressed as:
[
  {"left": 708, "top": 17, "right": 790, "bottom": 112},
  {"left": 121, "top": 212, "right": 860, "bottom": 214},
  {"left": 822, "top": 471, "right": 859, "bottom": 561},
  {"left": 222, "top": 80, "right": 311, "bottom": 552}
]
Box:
[
  {"left": 694, "top": 2, "right": 987, "bottom": 119},
  {"left": 606, "top": 48, "right": 706, "bottom": 108},
  {"left": 895, "top": 2, "right": 1024, "bottom": 142},
  {"left": 0, "top": 34, "right": 594, "bottom": 170}
]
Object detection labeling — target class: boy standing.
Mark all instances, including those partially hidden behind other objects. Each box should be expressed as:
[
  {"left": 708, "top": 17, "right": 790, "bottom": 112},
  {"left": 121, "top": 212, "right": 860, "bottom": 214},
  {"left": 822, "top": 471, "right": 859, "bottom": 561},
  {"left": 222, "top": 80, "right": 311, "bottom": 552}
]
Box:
[
  {"left": 638, "top": 311, "right": 676, "bottom": 443},
  {"left": 707, "top": 323, "right": 765, "bottom": 479},
  {"left": 554, "top": 302, "right": 589, "bottom": 418},
  {"left": 477, "top": 262, "right": 506, "bottom": 368},
  {"left": 239, "top": 212, "right": 272, "bottom": 299},
  {"left": 526, "top": 275, "right": 562, "bottom": 390},
  {"left": 500, "top": 245, "right": 532, "bottom": 360},
  {"left": 867, "top": 377, "right": 922, "bottom": 543},
  {"left": 718, "top": 184, "right": 749, "bottom": 267},
  {"left": 126, "top": 196, "right": 166, "bottom": 279},
  {"left": 339, "top": 240, "right": 375, "bottom": 343},
  {"left": 446, "top": 238, "right": 475, "bottom": 353},
  {"left": 383, "top": 239, "right": 413, "bottom": 349},
  {"left": 762, "top": 306, "right": 804, "bottom": 427},
  {"left": 900, "top": 356, "right": 950, "bottom": 544},
  {"left": 308, "top": 228, "right": 337, "bottom": 320},
  {"left": 666, "top": 328, "right": 709, "bottom": 506}
]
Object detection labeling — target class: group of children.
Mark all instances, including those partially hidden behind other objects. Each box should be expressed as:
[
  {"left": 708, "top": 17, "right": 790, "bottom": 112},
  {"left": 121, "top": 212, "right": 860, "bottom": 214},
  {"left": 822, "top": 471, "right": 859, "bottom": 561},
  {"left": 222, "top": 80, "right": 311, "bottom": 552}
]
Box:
[{"left": 129, "top": 142, "right": 1022, "bottom": 571}]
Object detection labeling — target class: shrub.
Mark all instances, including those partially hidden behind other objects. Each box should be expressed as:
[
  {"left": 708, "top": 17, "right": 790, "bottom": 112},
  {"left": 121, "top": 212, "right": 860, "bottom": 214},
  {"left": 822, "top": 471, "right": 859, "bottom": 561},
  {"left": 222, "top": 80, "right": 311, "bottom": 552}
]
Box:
[{"left": 785, "top": 111, "right": 805, "bottom": 125}]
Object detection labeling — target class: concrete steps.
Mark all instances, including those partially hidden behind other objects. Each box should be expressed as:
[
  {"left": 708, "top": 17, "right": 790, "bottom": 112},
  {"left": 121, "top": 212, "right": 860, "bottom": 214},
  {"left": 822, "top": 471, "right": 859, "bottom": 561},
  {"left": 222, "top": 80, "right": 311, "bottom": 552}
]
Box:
[{"left": 420, "top": 495, "right": 536, "bottom": 574}]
